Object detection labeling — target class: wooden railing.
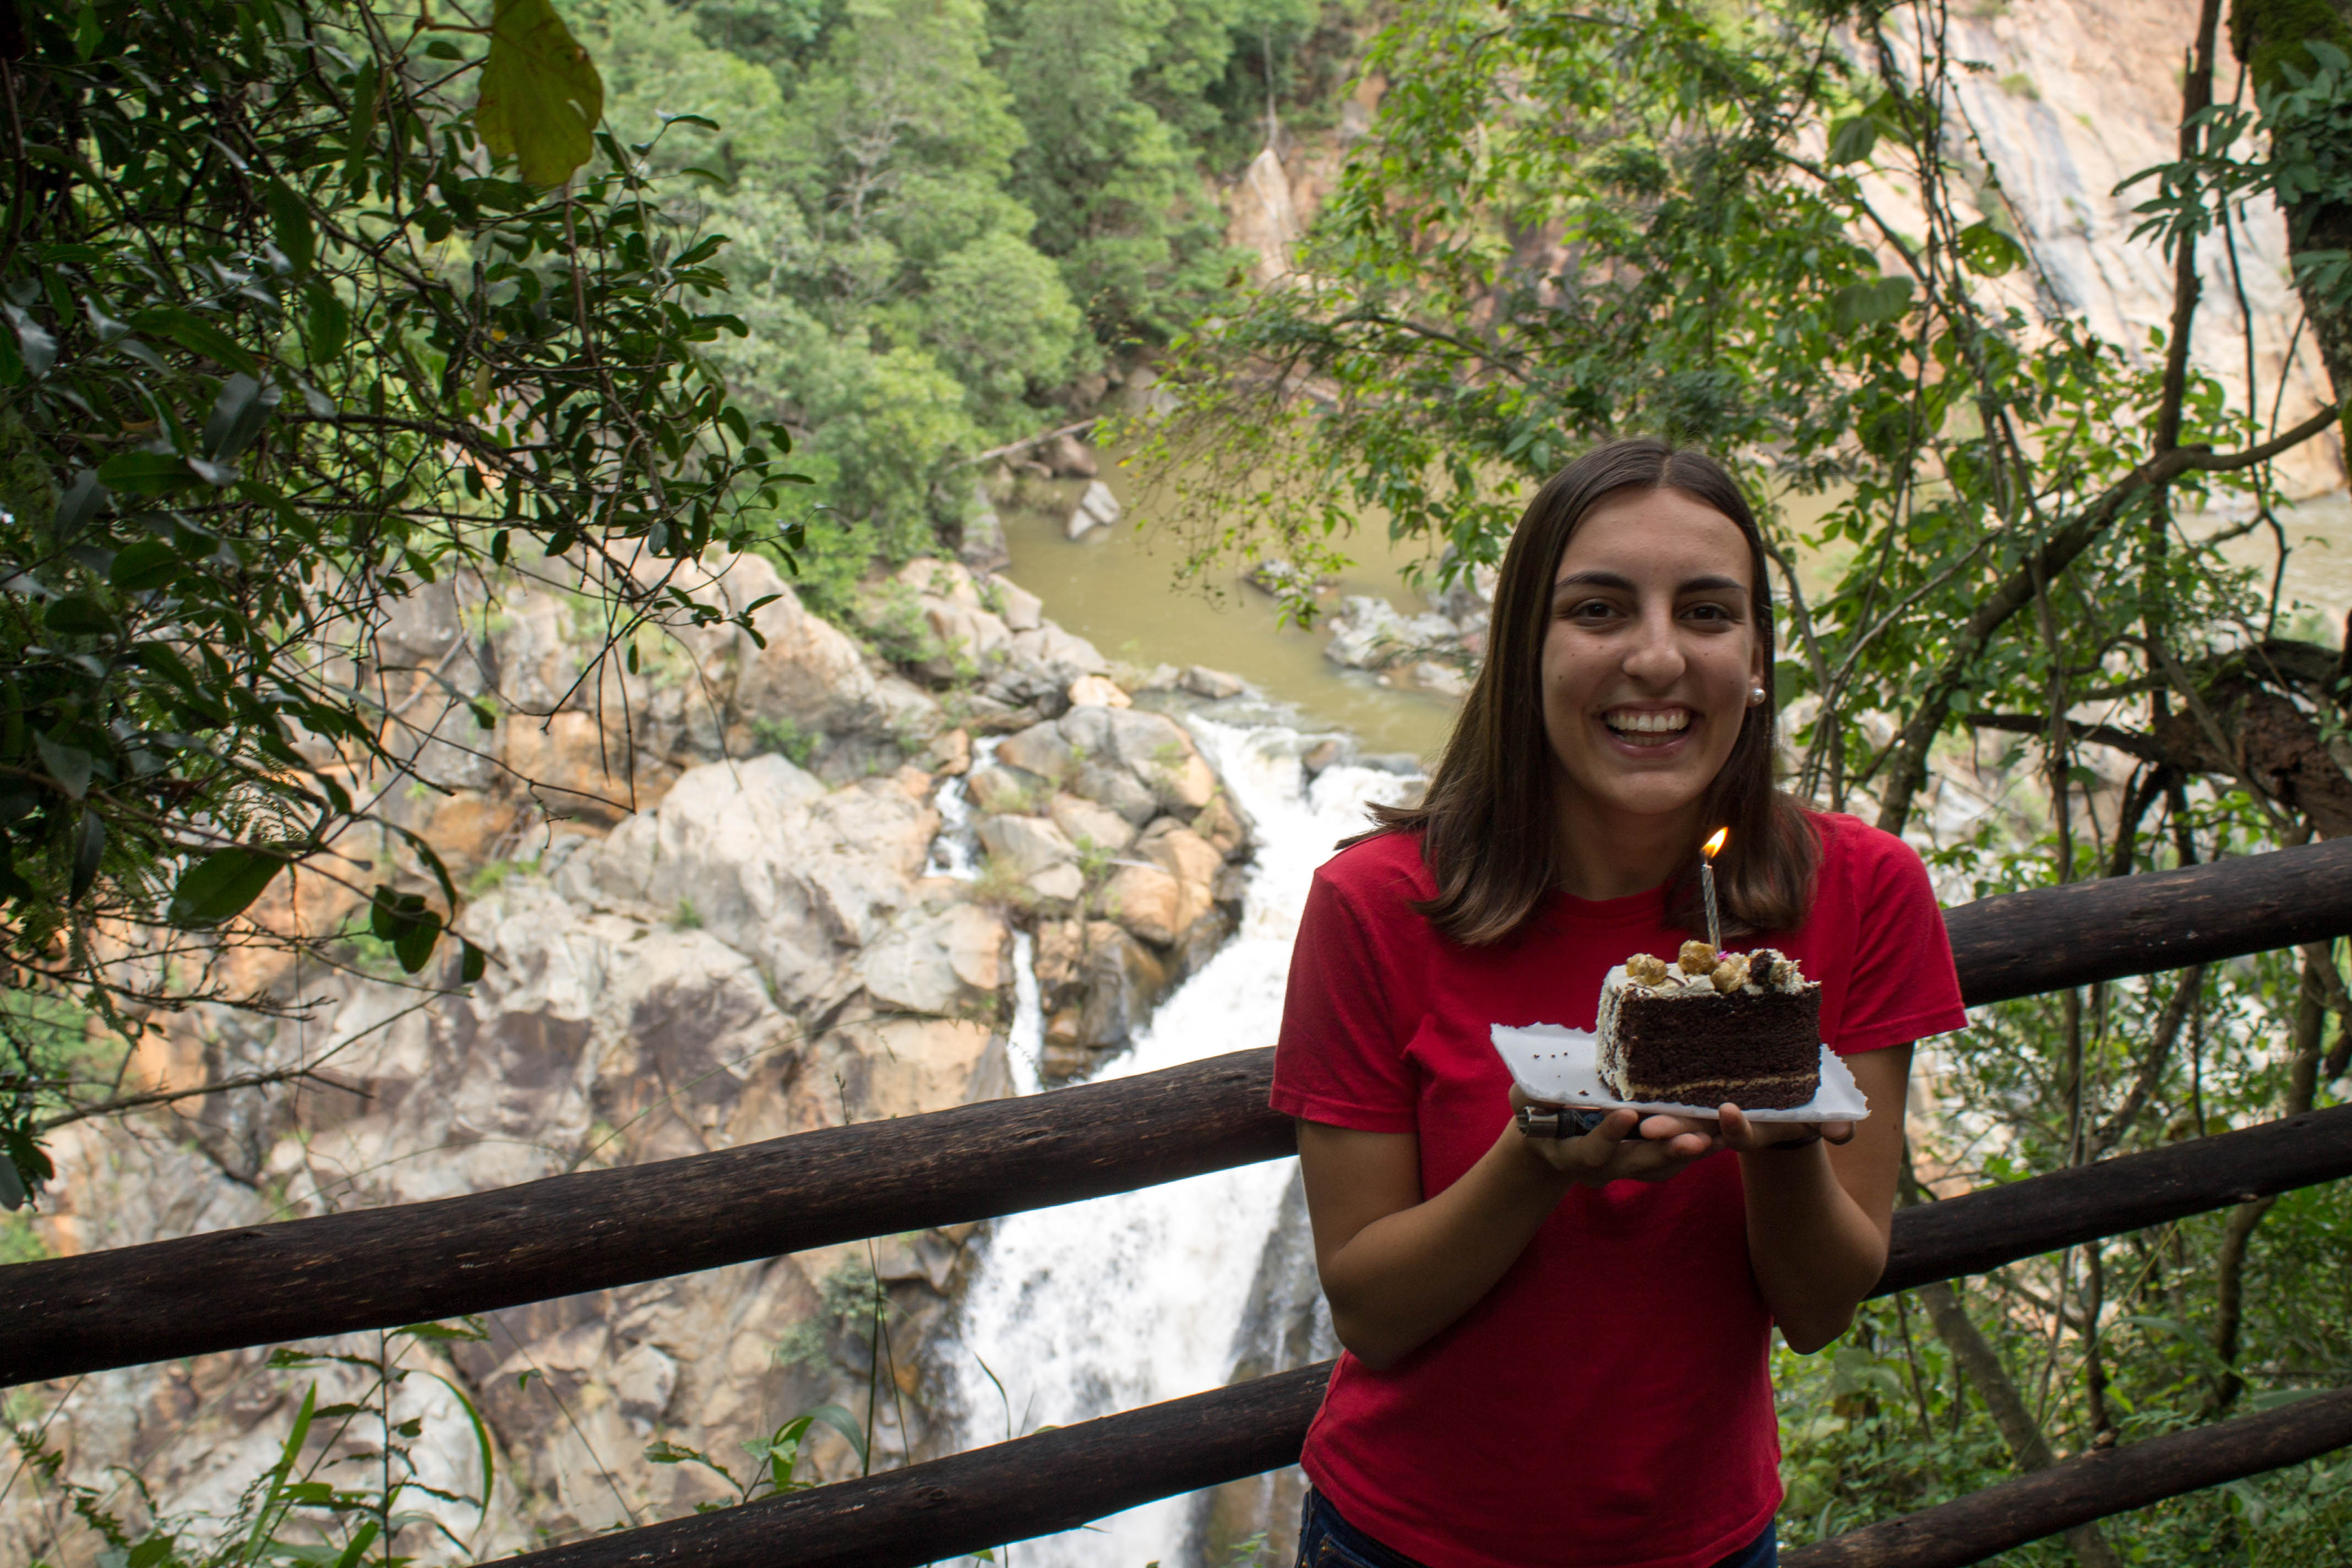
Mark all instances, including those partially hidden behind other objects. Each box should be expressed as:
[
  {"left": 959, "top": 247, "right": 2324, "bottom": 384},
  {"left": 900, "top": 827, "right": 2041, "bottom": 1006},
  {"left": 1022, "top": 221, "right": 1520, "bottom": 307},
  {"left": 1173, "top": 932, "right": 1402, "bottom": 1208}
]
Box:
[{"left": 7, "top": 838, "right": 2352, "bottom": 1566}]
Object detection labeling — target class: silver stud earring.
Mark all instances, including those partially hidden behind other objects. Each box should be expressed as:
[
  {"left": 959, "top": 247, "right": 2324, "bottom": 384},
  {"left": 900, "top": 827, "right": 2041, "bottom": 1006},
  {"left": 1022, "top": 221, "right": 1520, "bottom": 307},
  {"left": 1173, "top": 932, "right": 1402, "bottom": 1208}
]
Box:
[{"left": 1747, "top": 686, "right": 1767, "bottom": 706}]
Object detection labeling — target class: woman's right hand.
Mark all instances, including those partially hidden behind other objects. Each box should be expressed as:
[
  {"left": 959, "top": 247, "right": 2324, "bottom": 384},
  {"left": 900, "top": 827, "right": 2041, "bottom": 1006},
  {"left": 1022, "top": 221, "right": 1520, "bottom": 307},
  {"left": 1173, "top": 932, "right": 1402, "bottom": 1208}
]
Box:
[{"left": 1507, "top": 1087, "right": 1719, "bottom": 1185}]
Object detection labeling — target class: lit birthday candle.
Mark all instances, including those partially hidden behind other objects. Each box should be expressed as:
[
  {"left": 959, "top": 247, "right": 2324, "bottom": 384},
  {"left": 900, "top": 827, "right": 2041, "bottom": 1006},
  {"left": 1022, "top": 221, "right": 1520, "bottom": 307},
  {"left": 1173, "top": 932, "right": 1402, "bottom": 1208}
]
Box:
[{"left": 1701, "top": 827, "right": 1728, "bottom": 954}]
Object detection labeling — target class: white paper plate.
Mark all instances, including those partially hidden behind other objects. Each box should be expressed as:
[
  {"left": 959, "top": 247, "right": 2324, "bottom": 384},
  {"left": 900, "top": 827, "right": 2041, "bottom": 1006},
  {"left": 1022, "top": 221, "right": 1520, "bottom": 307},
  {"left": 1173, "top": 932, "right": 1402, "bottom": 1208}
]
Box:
[{"left": 1489, "top": 1023, "right": 1869, "bottom": 1123}]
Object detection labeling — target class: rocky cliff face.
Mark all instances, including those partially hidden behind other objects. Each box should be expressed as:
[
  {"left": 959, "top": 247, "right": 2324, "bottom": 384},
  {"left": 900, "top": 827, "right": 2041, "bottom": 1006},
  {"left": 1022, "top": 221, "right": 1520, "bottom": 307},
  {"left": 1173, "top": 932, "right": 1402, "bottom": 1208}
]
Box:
[
  {"left": 6, "top": 549, "right": 1254, "bottom": 1560},
  {"left": 1226, "top": 0, "right": 2339, "bottom": 496}
]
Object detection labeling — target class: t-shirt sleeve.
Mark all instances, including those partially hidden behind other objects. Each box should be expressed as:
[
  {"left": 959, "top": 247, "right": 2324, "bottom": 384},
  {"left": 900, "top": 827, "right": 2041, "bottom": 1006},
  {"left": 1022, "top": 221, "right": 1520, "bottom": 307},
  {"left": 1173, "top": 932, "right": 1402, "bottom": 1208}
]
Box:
[
  {"left": 1832, "top": 828, "right": 1970, "bottom": 1057},
  {"left": 1270, "top": 868, "right": 1420, "bottom": 1132}
]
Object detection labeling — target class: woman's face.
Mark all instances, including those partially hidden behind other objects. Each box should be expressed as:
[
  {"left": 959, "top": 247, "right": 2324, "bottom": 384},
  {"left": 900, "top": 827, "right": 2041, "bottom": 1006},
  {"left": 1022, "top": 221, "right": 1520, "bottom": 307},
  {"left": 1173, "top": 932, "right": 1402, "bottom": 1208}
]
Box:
[{"left": 1539, "top": 486, "right": 1766, "bottom": 837}]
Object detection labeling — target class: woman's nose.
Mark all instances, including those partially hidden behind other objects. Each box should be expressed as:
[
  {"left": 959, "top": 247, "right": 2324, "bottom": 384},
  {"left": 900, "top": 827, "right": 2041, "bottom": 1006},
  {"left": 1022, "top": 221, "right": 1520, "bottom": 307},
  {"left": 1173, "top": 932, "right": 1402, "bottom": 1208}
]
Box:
[{"left": 1621, "top": 605, "right": 1686, "bottom": 685}]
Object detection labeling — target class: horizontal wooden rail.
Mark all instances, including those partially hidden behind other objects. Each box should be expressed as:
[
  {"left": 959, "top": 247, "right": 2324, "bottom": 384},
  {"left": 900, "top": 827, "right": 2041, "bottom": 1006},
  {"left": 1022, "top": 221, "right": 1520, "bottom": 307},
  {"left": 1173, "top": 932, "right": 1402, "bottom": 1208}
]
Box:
[
  {"left": 6, "top": 837, "right": 2352, "bottom": 1387},
  {"left": 472, "top": 1375, "right": 2352, "bottom": 1568},
  {"left": 462, "top": 1103, "right": 2352, "bottom": 1568},
  {"left": 482, "top": 1364, "right": 1335, "bottom": 1568},
  {"left": 0, "top": 1052, "right": 1291, "bottom": 1386},
  {"left": 1938, "top": 833, "right": 2352, "bottom": 1005},
  {"left": 1880, "top": 1102, "right": 2352, "bottom": 1293},
  {"left": 1781, "top": 1386, "right": 2352, "bottom": 1567}
]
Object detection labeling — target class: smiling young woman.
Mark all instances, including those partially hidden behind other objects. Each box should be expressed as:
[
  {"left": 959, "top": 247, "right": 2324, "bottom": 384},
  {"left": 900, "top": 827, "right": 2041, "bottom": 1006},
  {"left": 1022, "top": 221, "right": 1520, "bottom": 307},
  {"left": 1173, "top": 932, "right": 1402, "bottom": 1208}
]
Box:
[{"left": 1270, "top": 439, "right": 1968, "bottom": 1568}]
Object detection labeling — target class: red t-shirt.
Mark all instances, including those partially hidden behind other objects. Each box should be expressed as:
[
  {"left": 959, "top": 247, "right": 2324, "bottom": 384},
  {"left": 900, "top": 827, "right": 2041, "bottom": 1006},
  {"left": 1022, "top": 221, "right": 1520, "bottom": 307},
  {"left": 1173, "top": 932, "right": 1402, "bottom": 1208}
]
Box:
[{"left": 1270, "top": 811, "right": 1968, "bottom": 1568}]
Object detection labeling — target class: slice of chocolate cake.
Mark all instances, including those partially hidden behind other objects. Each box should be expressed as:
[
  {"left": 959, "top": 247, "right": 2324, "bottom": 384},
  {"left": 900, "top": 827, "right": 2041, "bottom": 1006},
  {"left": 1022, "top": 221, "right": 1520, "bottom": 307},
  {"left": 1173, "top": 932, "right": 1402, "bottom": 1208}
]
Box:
[{"left": 1596, "top": 940, "right": 1822, "bottom": 1109}]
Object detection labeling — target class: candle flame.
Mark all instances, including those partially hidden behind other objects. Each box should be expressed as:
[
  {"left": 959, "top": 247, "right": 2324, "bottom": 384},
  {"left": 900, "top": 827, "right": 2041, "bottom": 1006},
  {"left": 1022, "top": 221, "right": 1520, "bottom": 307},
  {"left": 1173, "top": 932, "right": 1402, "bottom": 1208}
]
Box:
[{"left": 1702, "top": 827, "right": 1729, "bottom": 859}]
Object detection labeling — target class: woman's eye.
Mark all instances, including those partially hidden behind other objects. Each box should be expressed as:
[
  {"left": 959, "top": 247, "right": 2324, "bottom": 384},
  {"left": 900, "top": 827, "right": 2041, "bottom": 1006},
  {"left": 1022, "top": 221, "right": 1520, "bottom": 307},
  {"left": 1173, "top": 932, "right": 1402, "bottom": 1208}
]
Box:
[
  {"left": 1684, "top": 602, "right": 1735, "bottom": 624},
  {"left": 1566, "top": 599, "right": 1617, "bottom": 621}
]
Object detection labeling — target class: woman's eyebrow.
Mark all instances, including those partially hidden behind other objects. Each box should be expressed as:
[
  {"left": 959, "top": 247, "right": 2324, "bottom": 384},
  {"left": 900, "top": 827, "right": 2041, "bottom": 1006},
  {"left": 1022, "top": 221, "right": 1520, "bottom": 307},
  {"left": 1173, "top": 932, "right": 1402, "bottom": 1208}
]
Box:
[
  {"left": 1551, "top": 570, "right": 1746, "bottom": 595},
  {"left": 1552, "top": 569, "right": 1635, "bottom": 594}
]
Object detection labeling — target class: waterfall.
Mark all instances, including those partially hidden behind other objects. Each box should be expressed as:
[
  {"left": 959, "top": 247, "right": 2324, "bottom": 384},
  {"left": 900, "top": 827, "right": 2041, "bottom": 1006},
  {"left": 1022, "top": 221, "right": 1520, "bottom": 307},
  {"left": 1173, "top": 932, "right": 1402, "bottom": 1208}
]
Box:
[{"left": 945, "top": 719, "right": 1419, "bottom": 1567}]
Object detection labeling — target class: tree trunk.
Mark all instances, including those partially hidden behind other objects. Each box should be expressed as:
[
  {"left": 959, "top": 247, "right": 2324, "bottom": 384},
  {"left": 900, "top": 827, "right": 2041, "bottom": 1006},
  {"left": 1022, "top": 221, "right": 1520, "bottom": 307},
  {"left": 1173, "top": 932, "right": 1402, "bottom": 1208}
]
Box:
[
  {"left": 1913, "top": 1277, "right": 2125, "bottom": 1568},
  {"left": 2231, "top": 0, "right": 2352, "bottom": 404},
  {"left": 2204, "top": 948, "right": 2328, "bottom": 1413}
]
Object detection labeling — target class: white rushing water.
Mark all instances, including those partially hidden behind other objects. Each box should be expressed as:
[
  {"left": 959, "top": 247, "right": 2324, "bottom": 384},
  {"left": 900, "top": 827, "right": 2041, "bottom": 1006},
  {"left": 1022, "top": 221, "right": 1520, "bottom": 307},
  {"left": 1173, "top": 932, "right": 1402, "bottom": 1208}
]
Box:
[{"left": 944, "top": 718, "right": 1419, "bottom": 1568}]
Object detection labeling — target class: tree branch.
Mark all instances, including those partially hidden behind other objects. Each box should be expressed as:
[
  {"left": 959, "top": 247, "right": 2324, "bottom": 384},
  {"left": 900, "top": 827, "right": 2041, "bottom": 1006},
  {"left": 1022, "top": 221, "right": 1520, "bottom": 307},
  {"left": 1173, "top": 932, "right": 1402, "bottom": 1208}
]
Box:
[{"left": 1873, "top": 401, "right": 2342, "bottom": 834}]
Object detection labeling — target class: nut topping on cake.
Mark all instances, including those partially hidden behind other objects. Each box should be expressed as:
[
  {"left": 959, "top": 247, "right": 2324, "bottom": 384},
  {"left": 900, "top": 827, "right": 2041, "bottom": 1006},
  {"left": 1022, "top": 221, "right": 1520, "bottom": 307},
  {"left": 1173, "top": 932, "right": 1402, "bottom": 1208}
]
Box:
[
  {"left": 1626, "top": 952, "right": 1672, "bottom": 988},
  {"left": 1710, "top": 954, "right": 1751, "bottom": 993},
  {"left": 1678, "top": 939, "right": 1717, "bottom": 974}
]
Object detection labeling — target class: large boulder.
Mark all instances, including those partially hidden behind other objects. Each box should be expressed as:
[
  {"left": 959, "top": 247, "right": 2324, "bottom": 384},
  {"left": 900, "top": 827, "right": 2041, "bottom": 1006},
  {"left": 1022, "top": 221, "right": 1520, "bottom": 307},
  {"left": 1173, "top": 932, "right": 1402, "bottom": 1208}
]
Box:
[
  {"left": 857, "top": 903, "right": 1009, "bottom": 1016},
  {"left": 976, "top": 814, "right": 1077, "bottom": 876},
  {"left": 1059, "top": 705, "right": 1219, "bottom": 815},
  {"left": 1050, "top": 792, "right": 1136, "bottom": 853},
  {"left": 592, "top": 755, "right": 938, "bottom": 1008}
]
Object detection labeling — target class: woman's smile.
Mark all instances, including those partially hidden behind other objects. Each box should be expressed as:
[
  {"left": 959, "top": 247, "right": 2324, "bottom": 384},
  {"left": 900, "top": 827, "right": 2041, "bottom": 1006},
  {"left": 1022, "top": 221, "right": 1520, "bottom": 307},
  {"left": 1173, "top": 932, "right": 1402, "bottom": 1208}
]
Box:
[{"left": 1600, "top": 704, "right": 1696, "bottom": 749}]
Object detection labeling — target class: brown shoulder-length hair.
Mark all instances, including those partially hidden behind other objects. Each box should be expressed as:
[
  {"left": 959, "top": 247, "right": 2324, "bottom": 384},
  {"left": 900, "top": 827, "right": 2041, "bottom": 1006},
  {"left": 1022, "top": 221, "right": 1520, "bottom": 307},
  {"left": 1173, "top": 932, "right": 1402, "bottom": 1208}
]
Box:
[{"left": 1367, "top": 437, "right": 1819, "bottom": 946}]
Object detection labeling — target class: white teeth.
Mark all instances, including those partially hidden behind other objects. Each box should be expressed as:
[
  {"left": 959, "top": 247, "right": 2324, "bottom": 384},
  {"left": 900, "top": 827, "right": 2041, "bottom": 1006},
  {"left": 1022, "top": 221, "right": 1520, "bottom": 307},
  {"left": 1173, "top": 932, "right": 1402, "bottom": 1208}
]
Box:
[{"left": 1605, "top": 709, "right": 1691, "bottom": 734}]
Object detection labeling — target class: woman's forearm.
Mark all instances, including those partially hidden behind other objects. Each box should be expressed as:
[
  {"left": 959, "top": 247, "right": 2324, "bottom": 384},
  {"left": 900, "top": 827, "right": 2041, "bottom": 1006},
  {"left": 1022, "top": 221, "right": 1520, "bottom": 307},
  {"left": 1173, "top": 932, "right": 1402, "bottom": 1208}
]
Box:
[
  {"left": 1740, "top": 1144, "right": 1889, "bottom": 1353},
  {"left": 1320, "top": 1128, "right": 1574, "bottom": 1369}
]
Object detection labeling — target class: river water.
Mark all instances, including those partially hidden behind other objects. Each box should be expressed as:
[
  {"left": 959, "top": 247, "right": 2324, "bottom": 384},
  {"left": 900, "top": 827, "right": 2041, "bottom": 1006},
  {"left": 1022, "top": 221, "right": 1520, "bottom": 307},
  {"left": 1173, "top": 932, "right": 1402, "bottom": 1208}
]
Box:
[{"left": 940, "top": 721, "right": 1417, "bottom": 1568}]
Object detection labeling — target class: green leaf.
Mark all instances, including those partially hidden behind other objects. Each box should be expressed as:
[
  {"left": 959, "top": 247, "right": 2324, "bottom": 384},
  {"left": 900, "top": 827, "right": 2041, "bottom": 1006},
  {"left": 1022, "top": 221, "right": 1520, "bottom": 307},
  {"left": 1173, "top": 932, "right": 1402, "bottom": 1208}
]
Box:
[
  {"left": 395, "top": 907, "right": 444, "bottom": 972},
  {"left": 34, "top": 733, "right": 92, "bottom": 799},
  {"left": 69, "top": 808, "right": 104, "bottom": 902},
  {"left": 126, "top": 306, "right": 262, "bottom": 375},
  {"left": 345, "top": 60, "right": 380, "bottom": 193},
  {"left": 5, "top": 305, "right": 55, "bottom": 377},
  {"left": 202, "top": 372, "right": 281, "bottom": 461},
  {"left": 97, "top": 450, "right": 200, "bottom": 496},
  {"left": 307, "top": 288, "right": 350, "bottom": 361},
  {"left": 1827, "top": 115, "right": 1879, "bottom": 167},
  {"left": 170, "top": 847, "right": 287, "bottom": 925},
  {"left": 0, "top": 1127, "right": 52, "bottom": 1208},
  {"left": 369, "top": 884, "right": 445, "bottom": 972},
  {"left": 1956, "top": 220, "right": 2027, "bottom": 277},
  {"left": 459, "top": 938, "right": 487, "bottom": 983},
  {"left": 799, "top": 1403, "right": 868, "bottom": 1468},
  {"left": 263, "top": 179, "right": 315, "bottom": 277},
  {"left": 1830, "top": 274, "right": 1914, "bottom": 331},
  {"left": 55, "top": 469, "right": 108, "bottom": 539},
  {"left": 477, "top": 0, "right": 606, "bottom": 187},
  {"left": 110, "top": 538, "right": 182, "bottom": 594},
  {"left": 43, "top": 592, "right": 113, "bottom": 636}
]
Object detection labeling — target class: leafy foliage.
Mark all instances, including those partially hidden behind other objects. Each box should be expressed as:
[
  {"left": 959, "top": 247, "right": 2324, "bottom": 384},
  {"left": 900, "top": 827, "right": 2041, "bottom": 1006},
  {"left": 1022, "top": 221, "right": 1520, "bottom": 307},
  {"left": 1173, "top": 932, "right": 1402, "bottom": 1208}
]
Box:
[
  {"left": 10, "top": 1320, "right": 500, "bottom": 1567},
  {"left": 0, "top": 1, "right": 803, "bottom": 1200}
]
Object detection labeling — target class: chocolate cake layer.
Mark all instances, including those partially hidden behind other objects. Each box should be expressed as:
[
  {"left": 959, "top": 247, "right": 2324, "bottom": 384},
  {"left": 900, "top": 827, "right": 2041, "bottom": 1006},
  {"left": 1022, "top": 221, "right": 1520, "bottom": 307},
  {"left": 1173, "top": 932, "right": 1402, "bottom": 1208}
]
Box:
[{"left": 1600, "top": 974, "right": 1822, "bottom": 1108}]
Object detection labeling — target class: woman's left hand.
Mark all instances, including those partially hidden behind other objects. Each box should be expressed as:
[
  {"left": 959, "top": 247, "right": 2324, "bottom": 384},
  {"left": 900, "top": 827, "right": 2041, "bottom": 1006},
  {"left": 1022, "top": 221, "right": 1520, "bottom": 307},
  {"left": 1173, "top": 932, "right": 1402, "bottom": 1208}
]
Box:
[
  {"left": 1711, "top": 1105, "right": 1856, "bottom": 1153},
  {"left": 1619, "top": 1108, "right": 1850, "bottom": 1151}
]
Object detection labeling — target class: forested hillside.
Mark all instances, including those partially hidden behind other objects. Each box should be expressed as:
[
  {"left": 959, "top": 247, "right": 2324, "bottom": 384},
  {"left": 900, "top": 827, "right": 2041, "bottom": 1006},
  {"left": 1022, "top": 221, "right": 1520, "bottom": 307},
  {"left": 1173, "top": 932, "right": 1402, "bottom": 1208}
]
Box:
[{"left": 567, "top": 0, "right": 1356, "bottom": 604}]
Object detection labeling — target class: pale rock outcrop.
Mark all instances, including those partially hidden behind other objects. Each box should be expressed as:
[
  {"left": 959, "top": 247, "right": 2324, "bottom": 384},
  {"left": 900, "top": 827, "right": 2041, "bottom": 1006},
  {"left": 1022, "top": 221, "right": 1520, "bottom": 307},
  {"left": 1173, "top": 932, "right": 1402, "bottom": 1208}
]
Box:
[
  {"left": 1049, "top": 792, "right": 1137, "bottom": 853},
  {"left": 1065, "top": 479, "right": 1121, "bottom": 540},
  {"left": 975, "top": 812, "right": 1078, "bottom": 875},
  {"left": 858, "top": 903, "right": 1010, "bottom": 1016},
  {"left": 1059, "top": 705, "right": 1220, "bottom": 815},
  {"left": 1045, "top": 431, "right": 1099, "bottom": 478},
  {"left": 994, "top": 577, "right": 1044, "bottom": 631},
  {"left": 965, "top": 761, "right": 1048, "bottom": 815},
  {"left": 1097, "top": 860, "right": 1188, "bottom": 946}
]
